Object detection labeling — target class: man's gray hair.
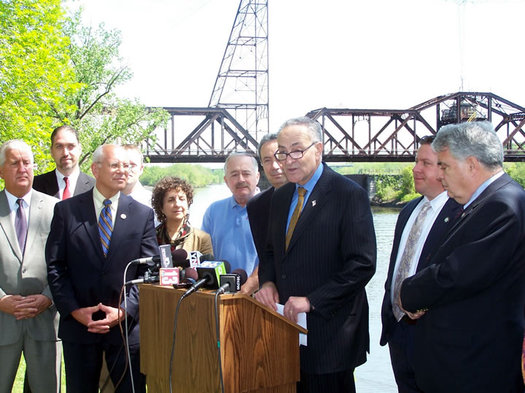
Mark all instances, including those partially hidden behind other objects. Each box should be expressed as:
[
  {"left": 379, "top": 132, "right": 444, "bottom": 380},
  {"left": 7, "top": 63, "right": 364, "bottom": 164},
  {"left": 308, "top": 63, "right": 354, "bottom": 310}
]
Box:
[
  {"left": 277, "top": 116, "right": 322, "bottom": 143},
  {"left": 432, "top": 121, "right": 503, "bottom": 170},
  {"left": 92, "top": 144, "right": 123, "bottom": 164},
  {"left": 257, "top": 133, "right": 279, "bottom": 158},
  {"left": 0, "top": 140, "right": 33, "bottom": 167},
  {"left": 224, "top": 152, "right": 258, "bottom": 174},
  {"left": 92, "top": 144, "right": 105, "bottom": 164}
]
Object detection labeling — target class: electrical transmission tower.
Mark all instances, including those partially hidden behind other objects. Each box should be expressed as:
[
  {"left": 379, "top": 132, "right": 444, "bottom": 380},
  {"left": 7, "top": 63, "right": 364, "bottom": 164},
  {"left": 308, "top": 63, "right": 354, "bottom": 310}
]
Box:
[{"left": 208, "top": 0, "right": 269, "bottom": 142}]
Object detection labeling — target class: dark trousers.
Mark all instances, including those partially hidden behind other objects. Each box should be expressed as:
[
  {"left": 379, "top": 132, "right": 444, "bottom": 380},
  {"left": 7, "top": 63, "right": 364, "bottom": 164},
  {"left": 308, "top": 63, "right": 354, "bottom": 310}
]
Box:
[
  {"left": 62, "top": 340, "right": 145, "bottom": 393},
  {"left": 387, "top": 317, "right": 424, "bottom": 393},
  {"left": 298, "top": 368, "right": 356, "bottom": 393}
]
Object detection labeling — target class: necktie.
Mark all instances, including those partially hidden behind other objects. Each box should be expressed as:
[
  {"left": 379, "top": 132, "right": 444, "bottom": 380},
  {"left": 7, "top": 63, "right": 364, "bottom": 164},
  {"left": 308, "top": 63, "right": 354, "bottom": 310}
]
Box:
[
  {"left": 98, "top": 199, "right": 113, "bottom": 257},
  {"left": 285, "top": 187, "right": 306, "bottom": 251},
  {"left": 62, "top": 177, "right": 71, "bottom": 200},
  {"left": 392, "top": 201, "right": 432, "bottom": 321},
  {"left": 15, "top": 199, "right": 28, "bottom": 253}
]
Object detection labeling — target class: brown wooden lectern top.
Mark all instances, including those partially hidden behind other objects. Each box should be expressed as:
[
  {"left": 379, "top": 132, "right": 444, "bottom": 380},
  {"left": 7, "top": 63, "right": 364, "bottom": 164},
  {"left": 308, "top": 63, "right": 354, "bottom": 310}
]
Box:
[{"left": 140, "top": 285, "right": 306, "bottom": 393}]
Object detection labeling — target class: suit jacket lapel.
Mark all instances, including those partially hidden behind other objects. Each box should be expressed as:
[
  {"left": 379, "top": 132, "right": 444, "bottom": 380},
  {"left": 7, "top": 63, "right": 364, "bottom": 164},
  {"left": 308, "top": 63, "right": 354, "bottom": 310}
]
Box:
[
  {"left": 24, "top": 192, "right": 46, "bottom": 260},
  {"left": 105, "top": 194, "right": 131, "bottom": 261},
  {"left": 0, "top": 191, "right": 22, "bottom": 261},
  {"left": 77, "top": 190, "right": 106, "bottom": 261},
  {"left": 275, "top": 184, "right": 294, "bottom": 258},
  {"left": 445, "top": 173, "right": 511, "bottom": 242}
]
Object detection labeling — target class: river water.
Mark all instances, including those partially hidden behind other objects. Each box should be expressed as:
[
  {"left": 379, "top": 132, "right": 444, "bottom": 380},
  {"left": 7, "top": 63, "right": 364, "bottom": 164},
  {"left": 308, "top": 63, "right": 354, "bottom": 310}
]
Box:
[{"left": 190, "top": 184, "right": 399, "bottom": 392}]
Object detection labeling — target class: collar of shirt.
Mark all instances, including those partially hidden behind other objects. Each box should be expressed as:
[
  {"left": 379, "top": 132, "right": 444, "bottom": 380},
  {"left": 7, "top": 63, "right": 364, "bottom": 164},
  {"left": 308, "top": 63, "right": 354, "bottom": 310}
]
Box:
[
  {"left": 93, "top": 187, "right": 120, "bottom": 225},
  {"left": 55, "top": 167, "right": 80, "bottom": 193},
  {"left": 287, "top": 163, "right": 324, "bottom": 228},
  {"left": 427, "top": 190, "right": 449, "bottom": 212},
  {"left": 5, "top": 189, "right": 32, "bottom": 225},
  {"left": 297, "top": 162, "right": 324, "bottom": 198},
  {"left": 5, "top": 189, "right": 31, "bottom": 211},
  {"left": 228, "top": 195, "right": 248, "bottom": 211},
  {"left": 463, "top": 170, "right": 504, "bottom": 210}
]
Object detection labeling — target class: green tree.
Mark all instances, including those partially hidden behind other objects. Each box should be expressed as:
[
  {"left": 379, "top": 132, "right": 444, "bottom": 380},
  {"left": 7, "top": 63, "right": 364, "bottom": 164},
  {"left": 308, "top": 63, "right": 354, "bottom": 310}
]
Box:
[
  {"left": 56, "top": 12, "right": 169, "bottom": 171},
  {"left": 505, "top": 162, "right": 525, "bottom": 188},
  {"left": 0, "top": 0, "right": 79, "bottom": 164}
]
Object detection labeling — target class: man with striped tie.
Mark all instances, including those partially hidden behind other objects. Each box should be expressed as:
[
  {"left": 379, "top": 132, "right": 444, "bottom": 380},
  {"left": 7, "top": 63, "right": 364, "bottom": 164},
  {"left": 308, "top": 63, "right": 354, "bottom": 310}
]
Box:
[{"left": 46, "top": 144, "right": 158, "bottom": 393}]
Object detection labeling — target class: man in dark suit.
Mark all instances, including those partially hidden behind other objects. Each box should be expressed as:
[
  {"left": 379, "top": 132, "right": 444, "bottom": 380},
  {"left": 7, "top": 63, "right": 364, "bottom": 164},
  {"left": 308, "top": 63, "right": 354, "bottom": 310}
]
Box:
[
  {"left": 46, "top": 144, "right": 158, "bottom": 393},
  {"left": 380, "top": 135, "right": 461, "bottom": 392},
  {"left": 33, "top": 125, "right": 94, "bottom": 199},
  {"left": 400, "top": 121, "right": 525, "bottom": 392},
  {"left": 255, "top": 117, "right": 376, "bottom": 393},
  {"left": 246, "top": 133, "right": 287, "bottom": 294}
]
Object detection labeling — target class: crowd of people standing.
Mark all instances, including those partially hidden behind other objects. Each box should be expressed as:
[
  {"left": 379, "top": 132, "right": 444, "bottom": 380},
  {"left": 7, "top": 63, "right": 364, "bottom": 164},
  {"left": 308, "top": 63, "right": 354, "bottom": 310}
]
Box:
[{"left": 0, "top": 118, "right": 524, "bottom": 393}]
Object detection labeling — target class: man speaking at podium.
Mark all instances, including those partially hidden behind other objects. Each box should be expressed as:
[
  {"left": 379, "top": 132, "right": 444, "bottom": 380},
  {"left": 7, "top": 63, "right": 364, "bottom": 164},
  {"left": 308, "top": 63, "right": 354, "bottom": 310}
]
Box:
[{"left": 256, "top": 117, "right": 376, "bottom": 393}]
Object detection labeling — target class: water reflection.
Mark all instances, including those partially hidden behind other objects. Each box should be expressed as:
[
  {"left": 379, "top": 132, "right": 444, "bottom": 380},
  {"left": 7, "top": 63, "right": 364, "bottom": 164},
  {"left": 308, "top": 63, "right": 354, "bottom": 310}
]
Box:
[{"left": 191, "top": 184, "right": 399, "bottom": 392}]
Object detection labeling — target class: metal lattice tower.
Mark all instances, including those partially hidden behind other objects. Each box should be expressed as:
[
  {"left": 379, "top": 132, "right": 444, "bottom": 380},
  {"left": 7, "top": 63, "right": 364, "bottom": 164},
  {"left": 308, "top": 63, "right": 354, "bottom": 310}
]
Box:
[{"left": 208, "top": 0, "right": 269, "bottom": 142}]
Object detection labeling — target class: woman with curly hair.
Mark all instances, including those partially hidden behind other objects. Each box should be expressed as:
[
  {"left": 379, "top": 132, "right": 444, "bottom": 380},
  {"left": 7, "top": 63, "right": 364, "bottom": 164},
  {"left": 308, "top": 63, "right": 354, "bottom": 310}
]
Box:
[{"left": 152, "top": 176, "right": 213, "bottom": 255}]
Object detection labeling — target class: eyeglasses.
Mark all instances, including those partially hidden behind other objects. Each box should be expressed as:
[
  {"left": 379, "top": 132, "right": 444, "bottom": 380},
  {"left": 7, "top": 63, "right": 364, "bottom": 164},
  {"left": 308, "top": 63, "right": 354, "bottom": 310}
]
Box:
[
  {"left": 97, "top": 162, "right": 130, "bottom": 170},
  {"left": 274, "top": 142, "right": 316, "bottom": 161}
]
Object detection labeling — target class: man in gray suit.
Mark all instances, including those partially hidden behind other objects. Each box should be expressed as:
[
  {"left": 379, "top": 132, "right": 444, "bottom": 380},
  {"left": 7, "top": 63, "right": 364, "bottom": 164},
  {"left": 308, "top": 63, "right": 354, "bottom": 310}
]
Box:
[
  {"left": 33, "top": 125, "right": 94, "bottom": 199},
  {"left": 0, "top": 140, "right": 60, "bottom": 393}
]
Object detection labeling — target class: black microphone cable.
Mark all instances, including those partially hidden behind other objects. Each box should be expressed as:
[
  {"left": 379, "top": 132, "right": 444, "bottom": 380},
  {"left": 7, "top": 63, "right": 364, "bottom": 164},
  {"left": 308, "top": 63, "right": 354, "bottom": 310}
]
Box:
[
  {"left": 168, "top": 292, "right": 185, "bottom": 393},
  {"left": 120, "top": 260, "right": 139, "bottom": 393},
  {"left": 214, "top": 290, "right": 226, "bottom": 393}
]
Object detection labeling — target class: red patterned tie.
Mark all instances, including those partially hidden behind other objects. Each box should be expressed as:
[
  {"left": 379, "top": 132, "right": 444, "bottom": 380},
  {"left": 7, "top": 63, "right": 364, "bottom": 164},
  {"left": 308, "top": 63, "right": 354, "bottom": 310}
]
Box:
[{"left": 62, "top": 177, "right": 71, "bottom": 200}]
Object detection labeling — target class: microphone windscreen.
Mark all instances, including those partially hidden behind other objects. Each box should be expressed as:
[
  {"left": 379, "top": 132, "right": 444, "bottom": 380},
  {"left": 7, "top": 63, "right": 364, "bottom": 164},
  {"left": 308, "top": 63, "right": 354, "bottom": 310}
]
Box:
[
  {"left": 172, "top": 248, "right": 188, "bottom": 262},
  {"left": 171, "top": 248, "right": 190, "bottom": 268},
  {"left": 182, "top": 267, "right": 198, "bottom": 281},
  {"left": 232, "top": 268, "right": 248, "bottom": 285}
]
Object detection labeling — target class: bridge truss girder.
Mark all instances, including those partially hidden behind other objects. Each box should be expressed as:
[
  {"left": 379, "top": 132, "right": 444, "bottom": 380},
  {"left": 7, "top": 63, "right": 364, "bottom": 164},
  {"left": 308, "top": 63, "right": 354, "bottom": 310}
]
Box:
[
  {"left": 145, "top": 92, "right": 525, "bottom": 163},
  {"left": 145, "top": 107, "right": 258, "bottom": 163},
  {"left": 306, "top": 92, "right": 525, "bottom": 162}
]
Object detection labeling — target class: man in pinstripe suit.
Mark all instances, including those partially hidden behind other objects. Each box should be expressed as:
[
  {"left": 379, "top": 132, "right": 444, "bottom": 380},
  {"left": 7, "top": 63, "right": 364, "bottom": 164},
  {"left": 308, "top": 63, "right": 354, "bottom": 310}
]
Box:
[{"left": 256, "top": 117, "right": 376, "bottom": 393}]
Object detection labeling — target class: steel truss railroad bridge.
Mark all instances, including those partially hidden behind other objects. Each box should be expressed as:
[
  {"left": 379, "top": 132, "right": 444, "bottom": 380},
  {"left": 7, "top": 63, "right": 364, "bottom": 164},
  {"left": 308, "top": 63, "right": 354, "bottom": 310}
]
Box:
[{"left": 144, "top": 92, "right": 525, "bottom": 163}]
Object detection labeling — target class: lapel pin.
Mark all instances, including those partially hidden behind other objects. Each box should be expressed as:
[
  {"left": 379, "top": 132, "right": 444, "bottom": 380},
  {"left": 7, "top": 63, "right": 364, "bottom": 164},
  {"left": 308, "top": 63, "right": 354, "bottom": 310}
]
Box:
[
  {"left": 120, "top": 213, "right": 127, "bottom": 220},
  {"left": 312, "top": 200, "right": 316, "bottom": 207}
]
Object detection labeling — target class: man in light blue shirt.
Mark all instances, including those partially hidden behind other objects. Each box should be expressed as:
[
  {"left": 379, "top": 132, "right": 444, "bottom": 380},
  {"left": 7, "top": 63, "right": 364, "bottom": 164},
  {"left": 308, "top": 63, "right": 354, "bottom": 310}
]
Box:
[{"left": 201, "top": 152, "right": 260, "bottom": 292}]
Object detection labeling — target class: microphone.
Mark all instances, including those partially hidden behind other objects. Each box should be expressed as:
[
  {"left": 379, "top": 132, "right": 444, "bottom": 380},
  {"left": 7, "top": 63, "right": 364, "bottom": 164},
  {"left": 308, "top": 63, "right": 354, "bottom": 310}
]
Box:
[
  {"left": 130, "top": 248, "right": 189, "bottom": 267},
  {"left": 217, "top": 269, "right": 248, "bottom": 294},
  {"left": 180, "top": 261, "right": 227, "bottom": 300},
  {"left": 188, "top": 251, "right": 215, "bottom": 268},
  {"left": 159, "top": 248, "right": 190, "bottom": 286},
  {"left": 132, "top": 255, "right": 161, "bottom": 266},
  {"left": 181, "top": 267, "right": 199, "bottom": 282},
  {"left": 126, "top": 270, "right": 159, "bottom": 285},
  {"left": 173, "top": 267, "right": 199, "bottom": 289},
  {"left": 171, "top": 249, "right": 189, "bottom": 267}
]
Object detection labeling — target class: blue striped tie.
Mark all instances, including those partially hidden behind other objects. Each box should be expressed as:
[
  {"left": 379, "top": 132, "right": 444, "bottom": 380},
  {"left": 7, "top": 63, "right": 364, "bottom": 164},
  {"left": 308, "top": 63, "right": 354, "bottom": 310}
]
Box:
[{"left": 98, "top": 199, "right": 113, "bottom": 257}]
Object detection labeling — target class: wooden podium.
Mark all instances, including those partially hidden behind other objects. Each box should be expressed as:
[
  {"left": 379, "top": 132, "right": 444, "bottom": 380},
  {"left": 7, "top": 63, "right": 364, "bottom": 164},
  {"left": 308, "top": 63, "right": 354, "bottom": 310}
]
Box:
[{"left": 139, "top": 285, "right": 307, "bottom": 393}]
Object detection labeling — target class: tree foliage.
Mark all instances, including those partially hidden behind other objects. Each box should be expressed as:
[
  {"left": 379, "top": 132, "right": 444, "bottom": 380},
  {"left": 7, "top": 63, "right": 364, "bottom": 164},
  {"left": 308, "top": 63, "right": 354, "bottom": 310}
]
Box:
[
  {"left": 56, "top": 11, "right": 169, "bottom": 172},
  {"left": 0, "top": 1, "right": 169, "bottom": 174},
  {"left": 0, "top": 0, "right": 79, "bottom": 165}
]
